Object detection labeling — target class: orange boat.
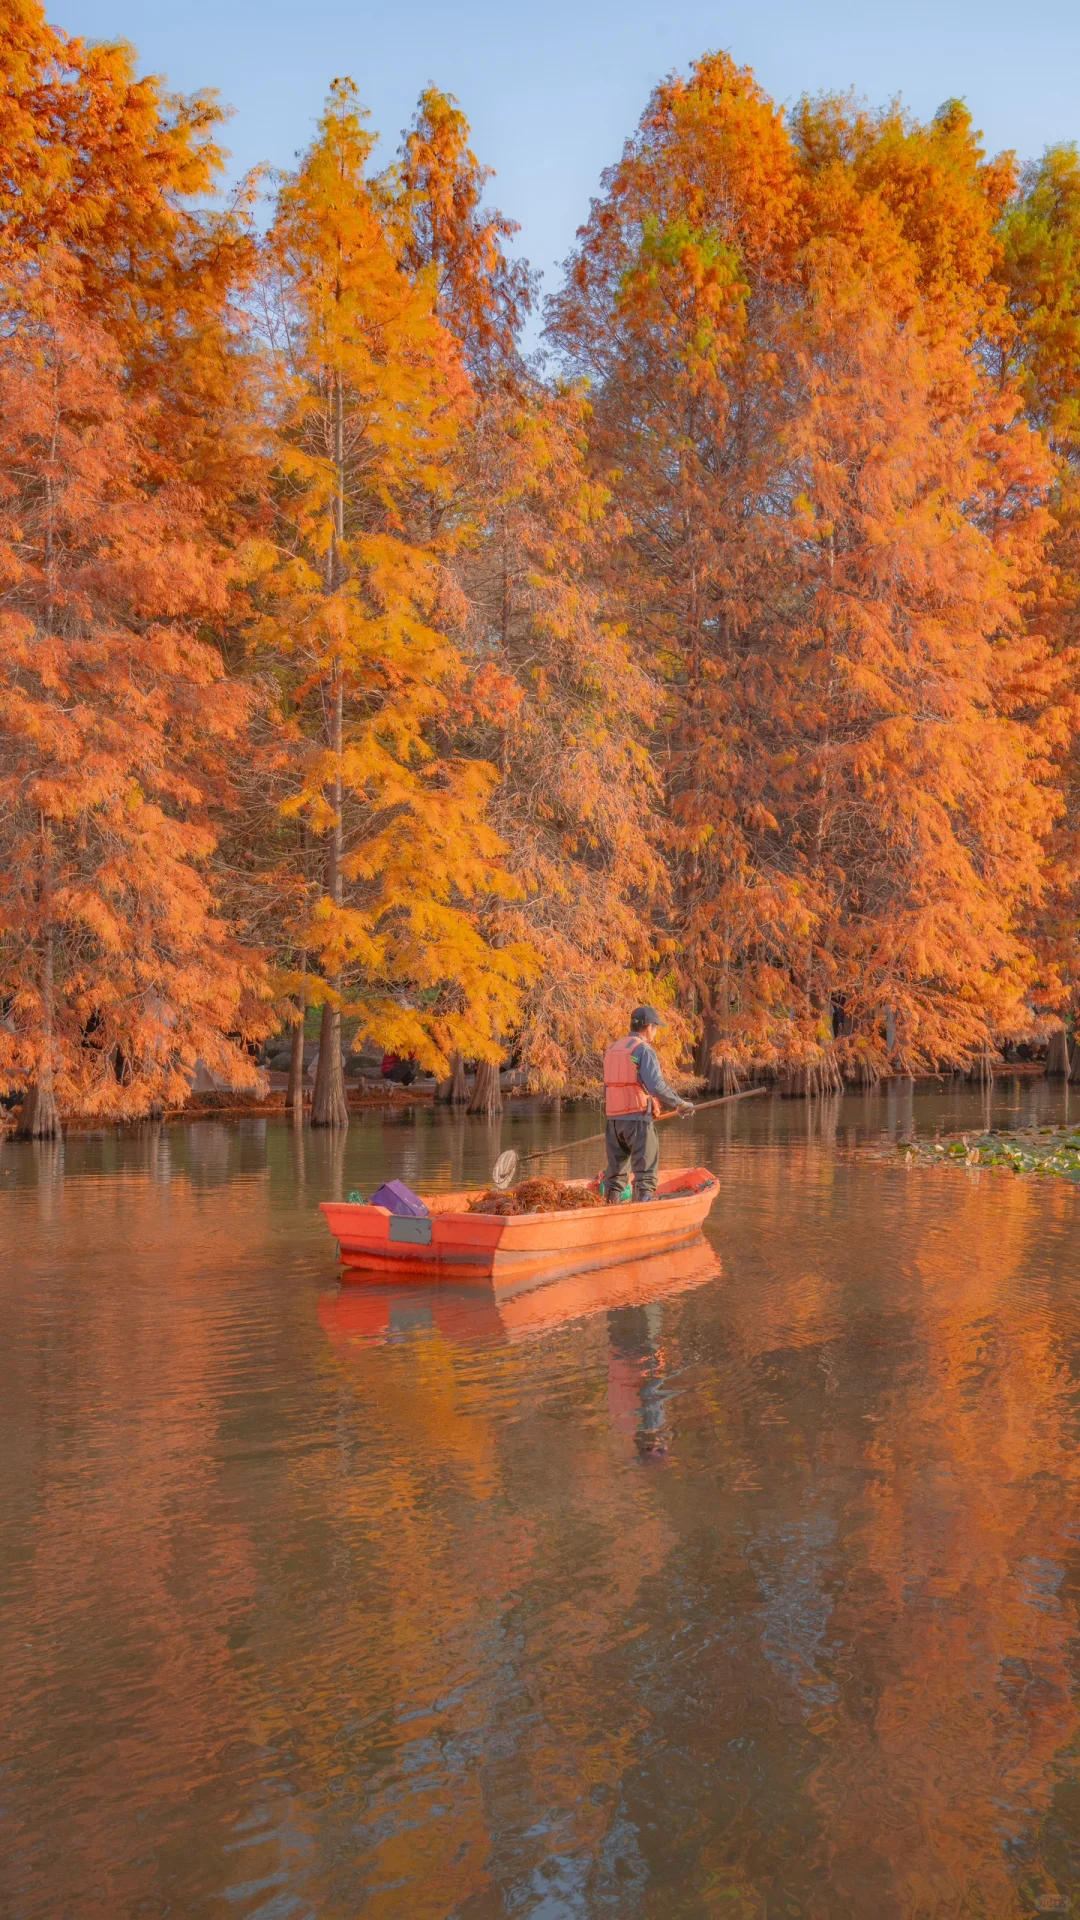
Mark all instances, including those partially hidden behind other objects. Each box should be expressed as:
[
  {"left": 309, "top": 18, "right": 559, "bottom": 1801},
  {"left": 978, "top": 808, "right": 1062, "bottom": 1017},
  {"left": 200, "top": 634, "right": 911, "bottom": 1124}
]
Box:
[
  {"left": 319, "top": 1238, "right": 721, "bottom": 1347},
  {"left": 320, "top": 1166, "right": 719, "bottom": 1289}
]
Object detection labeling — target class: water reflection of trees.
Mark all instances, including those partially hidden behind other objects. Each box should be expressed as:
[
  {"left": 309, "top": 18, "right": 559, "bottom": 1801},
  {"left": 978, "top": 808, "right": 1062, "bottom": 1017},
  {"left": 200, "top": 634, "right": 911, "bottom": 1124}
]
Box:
[{"left": 2, "top": 1142, "right": 1079, "bottom": 1916}]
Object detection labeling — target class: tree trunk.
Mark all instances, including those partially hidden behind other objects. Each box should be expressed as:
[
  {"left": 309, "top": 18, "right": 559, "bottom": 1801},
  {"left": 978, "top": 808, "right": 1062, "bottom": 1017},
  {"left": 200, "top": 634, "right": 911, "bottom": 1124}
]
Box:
[
  {"left": 16, "top": 1079, "right": 61, "bottom": 1139},
  {"left": 705, "top": 1052, "right": 740, "bottom": 1094},
  {"left": 705, "top": 1047, "right": 728, "bottom": 1095},
  {"left": 1045, "top": 1029, "right": 1065, "bottom": 1076},
  {"left": 854, "top": 1047, "right": 881, "bottom": 1088},
  {"left": 696, "top": 1012, "right": 717, "bottom": 1080},
  {"left": 697, "top": 1010, "right": 738, "bottom": 1093},
  {"left": 311, "top": 1000, "right": 348, "bottom": 1127},
  {"left": 437, "top": 1050, "right": 469, "bottom": 1104},
  {"left": 467, "top": 1058, "right": 502, "bottom": 1114},
  {"left": 23, "top": 481, "right": 63, "bottom": 1144},
  {"left": 312, "top": 379, "right": 349, "bottom": 1131},
  {"left": 286, "top": 961, "right": 307, "bottom": 1114},
  {"left": 786, "top": 1049, "right": 843, "bottom": 1099},
  {"left": 311, "top": 666, "right": 348, "bottom": 1129},
  {"left": 287, "top": 1017, "right": 306, "bottom": 1114},
  {"left": 16, "top": 922, "right": 60, "bottom": 1139},
  {"left": 821, "top": 1050, "right": 844, "bottom": 1095},
  {"left": 1070, "top": 1041, "right": 1080, "bottom": 1085}
]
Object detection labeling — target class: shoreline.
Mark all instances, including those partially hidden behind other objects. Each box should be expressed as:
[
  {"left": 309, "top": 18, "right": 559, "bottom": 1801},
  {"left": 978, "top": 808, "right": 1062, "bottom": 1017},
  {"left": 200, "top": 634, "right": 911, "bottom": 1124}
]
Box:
[{"left": 0, "top": 1060, "right": 1070, "bottom": 1139}]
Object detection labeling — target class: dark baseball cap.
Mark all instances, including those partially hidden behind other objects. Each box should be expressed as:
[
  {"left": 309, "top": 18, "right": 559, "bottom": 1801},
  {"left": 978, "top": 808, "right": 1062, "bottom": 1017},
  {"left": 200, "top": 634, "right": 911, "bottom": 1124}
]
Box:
[{"left": 630, "top": 1005, "right": 665, "bottom": 1030}]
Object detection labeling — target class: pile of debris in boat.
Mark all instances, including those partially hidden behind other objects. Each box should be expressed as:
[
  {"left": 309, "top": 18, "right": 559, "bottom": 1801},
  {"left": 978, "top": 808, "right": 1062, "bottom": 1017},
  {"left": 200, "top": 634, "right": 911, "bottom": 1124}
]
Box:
[{"left": 468, "top": 1177, "right": 605, "bottom": 1216}]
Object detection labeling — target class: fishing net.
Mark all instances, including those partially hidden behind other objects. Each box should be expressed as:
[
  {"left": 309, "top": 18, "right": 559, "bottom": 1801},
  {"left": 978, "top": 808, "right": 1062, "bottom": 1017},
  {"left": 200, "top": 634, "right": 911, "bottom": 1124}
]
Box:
[{"left": 468, "top": 1176, "right": 605, "bottom": 1216}]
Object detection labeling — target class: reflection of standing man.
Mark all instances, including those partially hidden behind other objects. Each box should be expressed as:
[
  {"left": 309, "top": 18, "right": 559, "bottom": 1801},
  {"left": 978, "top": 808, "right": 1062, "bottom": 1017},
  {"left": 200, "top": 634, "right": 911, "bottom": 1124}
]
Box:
[
  {"left": 607, "top": 1304, "right": 669, "bottom": 1457},
  {"left": 602, "top": 1006, "right": 693, "bottom": 1203}
]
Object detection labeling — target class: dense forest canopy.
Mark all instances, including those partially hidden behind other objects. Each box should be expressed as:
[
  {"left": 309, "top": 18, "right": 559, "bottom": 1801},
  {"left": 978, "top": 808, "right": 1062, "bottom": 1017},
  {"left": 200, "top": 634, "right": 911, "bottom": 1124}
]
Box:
[{"left": 2, "top": 2, "right": 1079, "bottom": 1130}]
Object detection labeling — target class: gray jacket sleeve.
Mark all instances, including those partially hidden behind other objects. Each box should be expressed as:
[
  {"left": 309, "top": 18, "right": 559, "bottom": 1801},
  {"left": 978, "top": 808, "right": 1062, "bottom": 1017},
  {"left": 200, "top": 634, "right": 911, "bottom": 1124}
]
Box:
[{"left": 630, "top": 1041, "right": 684, "bottom": 1111}]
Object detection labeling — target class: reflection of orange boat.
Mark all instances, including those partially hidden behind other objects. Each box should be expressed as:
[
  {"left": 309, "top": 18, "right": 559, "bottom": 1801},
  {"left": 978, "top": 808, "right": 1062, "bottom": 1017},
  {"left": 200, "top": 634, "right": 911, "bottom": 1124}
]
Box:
[
  {"left": 318, "top": 1237, "right": 721, "bottom": 1348},
  {"left": 320, "top": 1168, "right": 719, "bottom": 1288}
]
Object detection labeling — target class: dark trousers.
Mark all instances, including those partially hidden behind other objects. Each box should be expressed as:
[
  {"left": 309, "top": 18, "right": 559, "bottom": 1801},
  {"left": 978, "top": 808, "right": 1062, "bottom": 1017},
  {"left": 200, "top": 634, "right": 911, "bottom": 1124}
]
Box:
[{"left": 604, "top": 1115, "right": 660, "bottom": 1201}]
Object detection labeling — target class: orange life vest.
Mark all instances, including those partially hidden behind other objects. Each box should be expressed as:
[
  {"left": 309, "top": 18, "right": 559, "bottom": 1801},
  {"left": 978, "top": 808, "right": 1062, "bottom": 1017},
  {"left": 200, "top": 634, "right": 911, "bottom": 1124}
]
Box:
[{"left": 604, "top": 1034, "right": 655, "bottom": 1117}]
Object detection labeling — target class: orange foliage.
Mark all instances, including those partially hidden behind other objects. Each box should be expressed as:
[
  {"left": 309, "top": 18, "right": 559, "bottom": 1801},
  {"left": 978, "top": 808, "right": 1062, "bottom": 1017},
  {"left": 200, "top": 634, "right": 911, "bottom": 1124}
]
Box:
[
  {"left": 453, "top": 380, "right": 667, "bottom": 1086},
  {"left": 254, "top": 82, "right": 532, "bottom": 1124},
  {"left": 0, "top": 0, "right": 260, "bottom": 521},
  {"left": 394, "top": 90, "right": 666, "bottom": 1085},
  {"left": 0, "top": 257, "right": 267, "bottom": 1126},
  {"left": 3, "top": 19, "right": 1080, "bottom": 1120},
  {"left": 0, "top": 3, "right": 269, "bottom": 1129},
  {"left": 391, "top": 85, "right": 535, "bottom": 378},
  {"left": 550, "top": 62, "right": 1077, "bottom": 1079},
  {"left": 999, "top": 146, "right": 1080, "bottom": 1025}
]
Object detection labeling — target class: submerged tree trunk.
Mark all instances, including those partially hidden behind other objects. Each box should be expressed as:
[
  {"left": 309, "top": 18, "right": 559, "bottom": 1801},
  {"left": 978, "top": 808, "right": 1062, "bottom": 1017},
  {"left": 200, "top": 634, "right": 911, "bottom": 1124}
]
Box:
[
  {"left": 786, "top": 1049, "right": 843, "bottom": 1098},
  {"left": 1045, "top": 1024, "right": 1071, "bottom": 1078},
  {"left": 968, "top": 1046, "right": 995, "bottom": 1086},
  {"left": 467, "top": 1058, "right": 502, "bottom": 1114},
  {"left": 16, "top": 923, "right": 60, "bottom": 1139}
]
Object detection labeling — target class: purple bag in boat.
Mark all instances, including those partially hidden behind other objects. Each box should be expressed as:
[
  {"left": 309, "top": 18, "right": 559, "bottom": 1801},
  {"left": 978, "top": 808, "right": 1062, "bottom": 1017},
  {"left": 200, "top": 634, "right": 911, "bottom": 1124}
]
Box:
[{"left": 368, "top": 1180, "right": 428, "bottom": 1218}]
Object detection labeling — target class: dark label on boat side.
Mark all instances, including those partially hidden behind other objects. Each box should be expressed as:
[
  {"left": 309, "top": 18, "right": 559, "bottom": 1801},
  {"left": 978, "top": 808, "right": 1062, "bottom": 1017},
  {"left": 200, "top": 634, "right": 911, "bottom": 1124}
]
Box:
[{"left": 388, "top": 1216, "right": 433, "bottom": 1245}]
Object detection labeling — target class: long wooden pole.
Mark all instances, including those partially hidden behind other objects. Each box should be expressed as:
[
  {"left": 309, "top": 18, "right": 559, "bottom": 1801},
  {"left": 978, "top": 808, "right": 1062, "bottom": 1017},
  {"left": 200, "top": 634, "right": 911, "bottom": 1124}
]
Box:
[{"left": 507, "top": 1086, "right": 767, "bottom": 1173}]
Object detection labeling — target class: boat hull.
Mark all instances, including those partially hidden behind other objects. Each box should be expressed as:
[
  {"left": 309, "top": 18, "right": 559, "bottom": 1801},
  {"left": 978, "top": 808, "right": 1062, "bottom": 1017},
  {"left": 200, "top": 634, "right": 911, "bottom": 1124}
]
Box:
[{"left": 320, "top": 1167, "right": 719, "bottom": 1289}]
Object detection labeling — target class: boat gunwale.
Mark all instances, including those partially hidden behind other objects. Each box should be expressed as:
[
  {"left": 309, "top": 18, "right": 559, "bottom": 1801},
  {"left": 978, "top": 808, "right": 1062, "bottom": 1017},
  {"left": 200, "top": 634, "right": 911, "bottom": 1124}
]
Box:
[{"left": 323, "top": 1167, "right": 718, "bottom": 1239}]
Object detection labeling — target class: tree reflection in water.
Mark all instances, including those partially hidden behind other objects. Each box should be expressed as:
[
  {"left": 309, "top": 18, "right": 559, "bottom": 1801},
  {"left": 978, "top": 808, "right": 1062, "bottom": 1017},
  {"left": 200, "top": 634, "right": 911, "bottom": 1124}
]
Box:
[{"left": 1, "top": 1097, "right": 1078, "bottom": 1918}]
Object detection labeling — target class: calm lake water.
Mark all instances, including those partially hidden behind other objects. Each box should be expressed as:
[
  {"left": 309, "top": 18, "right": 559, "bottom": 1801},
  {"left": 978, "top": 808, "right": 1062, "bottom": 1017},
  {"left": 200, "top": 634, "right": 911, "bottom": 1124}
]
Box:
[{"left": 2, "top": 1080, "right": 1079, "bottom": 1920}]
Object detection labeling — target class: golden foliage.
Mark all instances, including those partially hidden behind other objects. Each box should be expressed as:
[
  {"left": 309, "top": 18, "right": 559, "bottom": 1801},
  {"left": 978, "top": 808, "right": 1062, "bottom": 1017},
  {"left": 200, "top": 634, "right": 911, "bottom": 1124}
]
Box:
[{"left": 4, "top": 19, "right": 1080, "bottom": 1118}]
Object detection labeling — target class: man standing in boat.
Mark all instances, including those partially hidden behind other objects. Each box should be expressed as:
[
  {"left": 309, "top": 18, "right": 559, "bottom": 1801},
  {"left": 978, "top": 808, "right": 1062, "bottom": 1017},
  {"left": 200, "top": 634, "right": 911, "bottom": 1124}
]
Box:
[{"left": 602, "top": 1006, "right": 694, "bottom": 1204}]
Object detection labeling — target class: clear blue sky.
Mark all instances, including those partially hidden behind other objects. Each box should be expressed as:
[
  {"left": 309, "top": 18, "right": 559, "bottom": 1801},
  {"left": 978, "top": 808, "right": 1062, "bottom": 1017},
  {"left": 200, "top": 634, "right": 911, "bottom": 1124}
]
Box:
[{"left": 59, "top": 0, "right": 1080, "bottom": 305}]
